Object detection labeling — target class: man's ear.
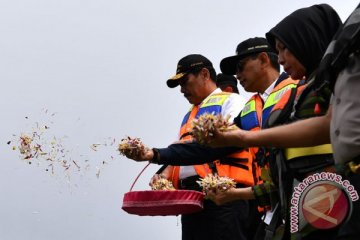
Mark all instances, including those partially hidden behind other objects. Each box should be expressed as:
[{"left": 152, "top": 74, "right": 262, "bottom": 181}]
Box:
[
  {"left": 200, "top": 67, "right": 210, "bottom": 80},
  {"left": 258, "top": 52, "right": 270, "bottom": 66}
]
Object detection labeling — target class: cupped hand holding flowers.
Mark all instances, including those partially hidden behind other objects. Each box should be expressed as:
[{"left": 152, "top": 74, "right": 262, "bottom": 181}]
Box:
[{"left": 118, "top": 136, "right": 153, "bottom": 161}]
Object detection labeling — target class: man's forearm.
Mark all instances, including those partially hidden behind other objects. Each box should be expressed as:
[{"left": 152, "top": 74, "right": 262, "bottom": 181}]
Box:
[{"left": 155, "top": 142, "right": 241, "bottom": 165}]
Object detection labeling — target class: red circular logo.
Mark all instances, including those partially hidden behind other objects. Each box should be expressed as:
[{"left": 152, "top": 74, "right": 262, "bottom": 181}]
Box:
[{"left": 301, "top": 182, "right": 349, "bottom": 229}]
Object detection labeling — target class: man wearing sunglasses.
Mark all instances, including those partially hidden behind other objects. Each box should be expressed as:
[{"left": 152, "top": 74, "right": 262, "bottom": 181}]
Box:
[{"left": 212, "top": 37, "right": 302, "bottom": 239}]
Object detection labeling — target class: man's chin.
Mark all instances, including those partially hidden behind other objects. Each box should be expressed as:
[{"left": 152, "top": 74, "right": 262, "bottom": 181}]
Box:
[{"left": 184, "top": 96, "right": 192, "bottom": 103}]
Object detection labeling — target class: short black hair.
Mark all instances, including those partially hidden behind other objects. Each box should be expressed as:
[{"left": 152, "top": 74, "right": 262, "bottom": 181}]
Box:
[{"left": 267, "top": 52, "right": 280, "bottom": 72}]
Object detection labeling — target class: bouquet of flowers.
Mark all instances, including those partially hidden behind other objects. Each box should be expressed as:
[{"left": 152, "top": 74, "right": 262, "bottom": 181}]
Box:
[
  {"left": 118, "top": 136, "right": 148, "bottom": 157},
  {"left": 150, "top": 177, "right": 176, "bottom": 191},
  {"left": 197, "top": 174, "right": 236, "bottom": 194},
  {"left": 192, "top": 113, "right": 234, "bottom": 144}
]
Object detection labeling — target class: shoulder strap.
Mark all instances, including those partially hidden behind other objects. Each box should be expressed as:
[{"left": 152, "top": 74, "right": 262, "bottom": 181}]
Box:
[{"left": 264, "top": 87, "right": 298, "bottom": 128}]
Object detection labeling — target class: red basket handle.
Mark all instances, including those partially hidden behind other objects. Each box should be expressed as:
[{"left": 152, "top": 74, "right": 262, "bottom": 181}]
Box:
[{"left": 129, "top": 162, "right": 151, "bottom": 191}]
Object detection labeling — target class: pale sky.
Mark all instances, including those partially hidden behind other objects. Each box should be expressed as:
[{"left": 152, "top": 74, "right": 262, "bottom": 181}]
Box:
[{"left": 0, "top": 1, "right": 358, "bottom": 240}]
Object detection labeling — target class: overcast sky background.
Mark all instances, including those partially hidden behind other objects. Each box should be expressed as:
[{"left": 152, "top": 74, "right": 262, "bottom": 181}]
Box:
[{"left": 0, "top": 1, "right": 358, "bottom": 240}]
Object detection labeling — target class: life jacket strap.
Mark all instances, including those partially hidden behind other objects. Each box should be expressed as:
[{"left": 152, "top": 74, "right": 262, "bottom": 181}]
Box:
[{"left": 284, "top": 144, "right": 333, "bottom": 160}]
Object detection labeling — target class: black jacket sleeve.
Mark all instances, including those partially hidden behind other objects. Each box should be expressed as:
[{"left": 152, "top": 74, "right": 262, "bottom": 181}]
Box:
[{"left": 154, "top": 142, "right": 242, "bottom": 166}]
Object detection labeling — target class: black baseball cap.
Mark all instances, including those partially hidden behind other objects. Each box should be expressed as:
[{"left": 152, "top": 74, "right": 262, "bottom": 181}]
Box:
[
  {"left": 220, "top": 37, "right": 276, "bottom": 75},
  {"left": 216, "top": 73, "right": 238, "bottom": 88},
  {"left": 167, "top": 54, "right": 214, "bottom": 88}
]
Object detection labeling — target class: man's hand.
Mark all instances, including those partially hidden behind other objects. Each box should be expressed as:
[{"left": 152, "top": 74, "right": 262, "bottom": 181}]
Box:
[
  {"left": 206, "top": 187, "right": 238, "bottom": 205},
  {"left": 206, "top": 126, "right": 248, "bottom": 148},
  {"left": 149, "top": 173, "right": 165, "bottom": 187},
  {"left": 124, "top": 148, "right": 154, "bottom": 162},
  {"left": 149, "top": 166, "right": 173, "bottom": 187},
  {"left": 206, "top": 186, "right": 254, "bottom": 205}
]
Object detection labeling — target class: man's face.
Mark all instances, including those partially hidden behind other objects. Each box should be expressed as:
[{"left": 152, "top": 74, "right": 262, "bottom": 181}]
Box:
[
  {"left": 179, "top": 69, "right": 207, "bottom": 105},
  {"left": 235, "top": 53, "right": 264, "bottom": 93}
]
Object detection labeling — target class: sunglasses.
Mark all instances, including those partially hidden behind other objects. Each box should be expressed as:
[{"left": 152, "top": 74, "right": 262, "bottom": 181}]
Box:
[{"left": 236, "top": 54, "right": 259, "bottom": 73}]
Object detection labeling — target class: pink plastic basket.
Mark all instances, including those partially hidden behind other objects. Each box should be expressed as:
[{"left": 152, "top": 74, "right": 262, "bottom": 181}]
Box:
[{"left": 122, "top": 163, "right": 205, "bottom": 216}]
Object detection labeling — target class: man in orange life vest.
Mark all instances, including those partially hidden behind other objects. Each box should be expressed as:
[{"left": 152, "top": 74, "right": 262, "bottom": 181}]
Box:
[
  {"left": 205, "top": 37, "right": 301, "bottom": 239},
  {"left": 164, "top": 54, "right": 252, "bottom": 240},
  {"left": 125, "top": 54, "right": 255, "bottom": 240}
]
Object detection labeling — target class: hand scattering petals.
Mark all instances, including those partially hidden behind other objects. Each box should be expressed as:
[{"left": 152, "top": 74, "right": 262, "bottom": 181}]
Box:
[{"left": 118, "top": 136, "right": 148, "bottom": 158}]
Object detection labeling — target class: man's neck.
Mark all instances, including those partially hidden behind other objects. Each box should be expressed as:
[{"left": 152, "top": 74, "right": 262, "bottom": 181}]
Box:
[
  {"left": 194, "top": 85, "right": 218, "bottom": 106},
  {"left": 259, "top": 70, "right": 280, "bottom": 94}
]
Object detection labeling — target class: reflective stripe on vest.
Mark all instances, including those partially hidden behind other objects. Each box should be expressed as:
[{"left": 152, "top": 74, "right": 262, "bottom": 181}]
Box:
[
  {"left": 240, "top": 96, "right": 262, "bottom": 131},
  {"left": 172, "top": 92, "right": 255, "bottom": 188},
  {"left": 262, "top": 82, "right": 298, "bottom": 128},
  {"left": 285, "top": 144, "right": 333, "bottom": 161},
  {"left": 180, "top": 93, "right": 229, "bottom": 140}
]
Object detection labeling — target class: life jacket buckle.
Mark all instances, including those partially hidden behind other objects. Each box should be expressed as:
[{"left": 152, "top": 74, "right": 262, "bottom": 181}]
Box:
[{"left": 349, "top": 161, "right": 360, "bottom": 174}]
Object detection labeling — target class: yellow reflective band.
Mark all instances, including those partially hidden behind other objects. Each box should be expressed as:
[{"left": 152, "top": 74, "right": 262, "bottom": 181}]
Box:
[
  {"left": 263, "top": 84, "right": 297, "bottom": 109},
  {"left": 241, "top": 100, "right": 256, "bottom": 117},
  {"left": 202, "top": 94, "right": 229, "bottom": 108},
  {"left": 284, "top": 144, "right": 333, "bottom": 161}
]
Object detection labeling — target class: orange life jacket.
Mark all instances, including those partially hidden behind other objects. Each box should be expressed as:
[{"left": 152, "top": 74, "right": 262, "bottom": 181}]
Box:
[{"left": 169, "top": 92, "right": 255, "bottom": 189}]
